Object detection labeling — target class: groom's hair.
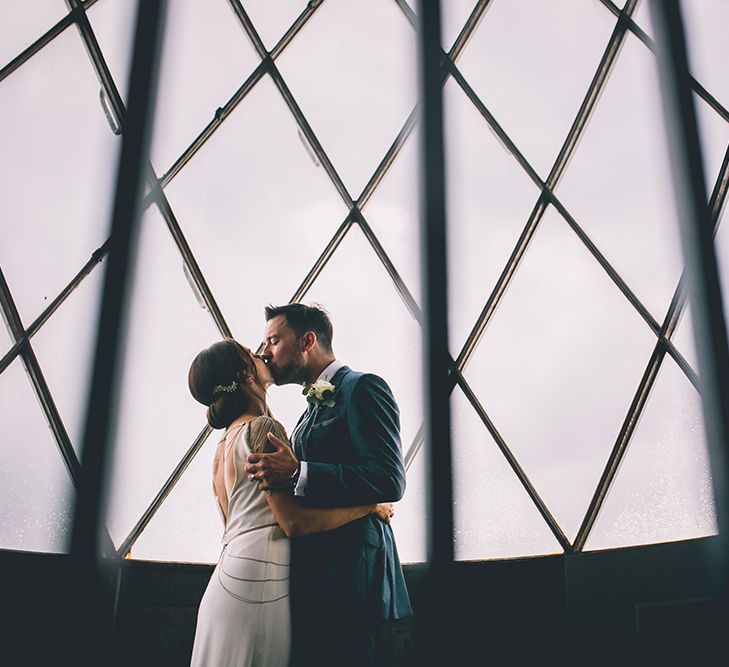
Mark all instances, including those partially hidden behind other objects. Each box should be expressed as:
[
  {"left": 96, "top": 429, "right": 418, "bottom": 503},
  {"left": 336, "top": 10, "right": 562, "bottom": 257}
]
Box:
[{"left": 265, "top": 303, "right": 333, "bottom": 353}]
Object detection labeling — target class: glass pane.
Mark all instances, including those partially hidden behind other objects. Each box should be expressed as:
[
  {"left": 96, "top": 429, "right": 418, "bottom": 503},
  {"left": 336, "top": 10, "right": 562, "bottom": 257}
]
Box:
[
  {"left": 464, "top": 206, "right": 657, "bottom": 541},
  {"left": 444, "top": 79, "right": 542, "bottom": 353},
  {"left": 0, "top": 27, "right": 119, "bottom": 324},
  {"left": 243, "top": 0, "right": 307, "bottom": 50},
  {"left": 89, "top": 0, "right": 260, "bottom": 172},
  {"left": 149, "top": 0, "right": 261, "bottom": 173},
  {"left": 131, "top": 430, "right": 222, "bottom": 563},
  {"left": 556, "top": 33, "right": 685, "bottom": 323},
  {"left": 302, "top": 224, "right": 424, "bottom": 459},
  {"left": 456, "top": 0, "right": 614, "bottom": 178},
  {"left": 276, "top": 0, "right": 417, "bottom": 197},
  {"left": 635, "top": 0, "right": 729, "bottom": 111},
  {"left": 360, "top": 132, "right": 421, "bottom": 307},
  {"left": 391, "top": 442, "right": 427, "bottom": 564},
  {"left": 0, "top": 0, "right": 67, "bottom": 70},
  {"left": 585, "top": 355, "right": 717, "bottom": 551},
  {"left": 32, "top": 262, "right": 105, "bottom": 455},
  {"left": 0, "top": 358, "right": 75, "bottom": 553},
  {"left": 442, "top": 0, "right": 479, "bottom": 52},
  {"left": 452, "top": 387, "right": 562, "bottom": 560},
  {"left": 104, "top": 204, "right": 220, "bottom": 548},
  {"left": 86, "top": 0, "right": 137, "bottom": 101},
  {"left": 696, "top": 94, "right": 729, "bottom": 201},
  {"left": 684, "top": 0, "right": 729, "bottom": 109},
  {"left": 164, "top": 73, "right": 348, "bottom": 349}
]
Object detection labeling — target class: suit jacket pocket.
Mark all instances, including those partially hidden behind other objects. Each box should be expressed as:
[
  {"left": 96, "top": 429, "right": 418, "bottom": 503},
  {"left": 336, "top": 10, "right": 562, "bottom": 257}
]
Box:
[{"left": 310, "top": 415, "right": 340, "bottom": 430}]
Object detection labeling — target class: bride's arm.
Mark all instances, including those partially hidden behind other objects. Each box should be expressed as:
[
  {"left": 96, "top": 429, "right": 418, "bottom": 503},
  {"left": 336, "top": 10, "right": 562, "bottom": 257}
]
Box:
[
  {"left": 245, "top": 415, "right": 388, "bottom": 537},
  {"left": 265, "top": 491, "right": 376, "bottom": 538}
]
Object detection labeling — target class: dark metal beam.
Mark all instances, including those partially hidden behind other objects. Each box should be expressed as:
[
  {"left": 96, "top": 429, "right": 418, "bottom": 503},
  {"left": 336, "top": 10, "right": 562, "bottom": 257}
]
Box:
[
  {"left": 649, "top": 0, "right": 729, "bottom": 604},
  {"left": 417, "top": 0, "right": 453, "bottom": 568},
  {"left": 414, "top": 0, "right": 455, "bottom": 660},
  {"left": 70, "top": 6, "right": 166, "bottom": 663}
]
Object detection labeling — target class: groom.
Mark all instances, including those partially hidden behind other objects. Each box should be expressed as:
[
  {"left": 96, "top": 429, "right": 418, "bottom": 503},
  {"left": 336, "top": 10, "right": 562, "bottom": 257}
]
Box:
[{"left": 245, "top": 303, "right": 412, "bottom": 666}]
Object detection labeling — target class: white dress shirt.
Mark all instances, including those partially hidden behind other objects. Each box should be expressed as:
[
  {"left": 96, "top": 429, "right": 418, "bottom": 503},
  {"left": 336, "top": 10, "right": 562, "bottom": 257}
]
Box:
[{"left": 294, "top": 359, "right": 344, "bottom": 496}]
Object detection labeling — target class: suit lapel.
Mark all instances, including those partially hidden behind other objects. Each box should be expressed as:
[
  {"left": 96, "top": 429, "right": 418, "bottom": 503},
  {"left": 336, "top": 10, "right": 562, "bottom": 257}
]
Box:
[{"left": 299, "top": 366, "right": 351, "bottom": 459}]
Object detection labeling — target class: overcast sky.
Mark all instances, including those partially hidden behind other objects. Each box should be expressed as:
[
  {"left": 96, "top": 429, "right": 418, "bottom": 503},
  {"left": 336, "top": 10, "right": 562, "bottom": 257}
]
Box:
[{"left": 1, "top": 0, "right": 727, "bottom": 563}]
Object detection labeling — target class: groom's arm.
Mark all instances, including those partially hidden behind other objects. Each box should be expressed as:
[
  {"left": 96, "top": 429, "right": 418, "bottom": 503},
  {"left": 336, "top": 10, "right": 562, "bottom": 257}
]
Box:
[{"left": 299, "top": 374, "right": 406, "bottom": 507}]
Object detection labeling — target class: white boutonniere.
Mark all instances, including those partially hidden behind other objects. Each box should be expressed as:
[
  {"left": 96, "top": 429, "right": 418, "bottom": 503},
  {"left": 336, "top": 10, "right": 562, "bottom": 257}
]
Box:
[{"left": 303, "top": 379, "right": 337, "bottom": 408}]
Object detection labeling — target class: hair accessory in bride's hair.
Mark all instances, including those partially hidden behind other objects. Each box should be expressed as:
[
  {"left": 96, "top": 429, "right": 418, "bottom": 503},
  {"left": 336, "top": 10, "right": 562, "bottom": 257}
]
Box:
[{"left": 212, "top": 380, "right": 238, "bottom": 395}]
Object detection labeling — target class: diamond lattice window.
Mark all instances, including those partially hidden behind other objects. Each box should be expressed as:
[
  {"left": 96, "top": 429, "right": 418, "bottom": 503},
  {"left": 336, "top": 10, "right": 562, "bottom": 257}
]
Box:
[{"left": 1, "top": 0, "right": 727, "bottom": 564}]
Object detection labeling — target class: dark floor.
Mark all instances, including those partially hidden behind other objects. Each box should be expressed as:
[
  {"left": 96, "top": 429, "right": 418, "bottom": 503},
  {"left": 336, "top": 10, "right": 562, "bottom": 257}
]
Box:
[{"left": 1, "top": 536, "right": 727, "bottom": 666}]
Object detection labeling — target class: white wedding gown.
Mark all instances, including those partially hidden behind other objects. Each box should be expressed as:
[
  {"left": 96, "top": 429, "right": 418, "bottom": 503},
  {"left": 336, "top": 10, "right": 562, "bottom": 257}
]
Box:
[{"left": 190, "top": 418, "right": 291, "bottom": 667}]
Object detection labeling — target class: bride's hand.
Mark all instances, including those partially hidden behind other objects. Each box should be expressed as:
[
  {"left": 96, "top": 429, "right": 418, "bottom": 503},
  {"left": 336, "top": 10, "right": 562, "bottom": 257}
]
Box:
[{"left": 374, "top": 503, "right": 395, "bottom": 525}]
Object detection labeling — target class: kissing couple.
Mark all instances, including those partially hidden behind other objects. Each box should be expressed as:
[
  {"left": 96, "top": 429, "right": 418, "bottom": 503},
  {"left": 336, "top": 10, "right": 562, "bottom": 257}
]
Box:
[{"left": 187, "top": 303, "right": 412, "bottom": 667}]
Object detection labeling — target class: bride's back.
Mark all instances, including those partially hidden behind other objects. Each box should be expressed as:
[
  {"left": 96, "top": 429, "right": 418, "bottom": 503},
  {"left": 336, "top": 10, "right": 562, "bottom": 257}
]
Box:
[{"left": 214, "top": 416, "right": 288, "bottom": 545}]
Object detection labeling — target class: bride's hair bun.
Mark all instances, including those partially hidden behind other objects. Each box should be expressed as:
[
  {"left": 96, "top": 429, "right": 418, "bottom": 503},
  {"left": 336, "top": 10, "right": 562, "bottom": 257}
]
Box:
[
  {"left": 207, "top": 395, "right": 239, "bottom": 430},
  {"left": 188, "top": 339, "right": 264, "bottom": 429}
]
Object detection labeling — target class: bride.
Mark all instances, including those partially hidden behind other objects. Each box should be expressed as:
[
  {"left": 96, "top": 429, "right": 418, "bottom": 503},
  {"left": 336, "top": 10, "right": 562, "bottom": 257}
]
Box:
[{"left": 186, "top": 338, "right": 391, "bottom": 667}]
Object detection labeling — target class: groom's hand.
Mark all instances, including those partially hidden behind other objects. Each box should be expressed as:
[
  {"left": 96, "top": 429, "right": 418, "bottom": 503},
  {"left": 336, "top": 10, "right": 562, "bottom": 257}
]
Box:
[{"left": 245, "top": 433, "right": 299, "bottom": 490}]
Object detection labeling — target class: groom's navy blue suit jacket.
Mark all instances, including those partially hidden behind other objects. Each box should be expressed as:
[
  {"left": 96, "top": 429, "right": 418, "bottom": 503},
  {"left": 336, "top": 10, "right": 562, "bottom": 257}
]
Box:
[{"left": 291, "top": 365, "right": 412, "bottom": 627}]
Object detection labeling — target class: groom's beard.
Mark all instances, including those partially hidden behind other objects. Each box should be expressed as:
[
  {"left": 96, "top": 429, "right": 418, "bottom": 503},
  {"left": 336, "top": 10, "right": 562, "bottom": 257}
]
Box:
[{"left": 270, "top": 354, "right": 307, "bottom": 386}]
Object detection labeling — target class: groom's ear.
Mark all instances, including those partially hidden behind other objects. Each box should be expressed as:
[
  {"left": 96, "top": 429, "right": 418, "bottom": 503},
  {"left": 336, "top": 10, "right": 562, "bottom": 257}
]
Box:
[{"left": 301, "top": 331, "right": 317, "bottom": 353}]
